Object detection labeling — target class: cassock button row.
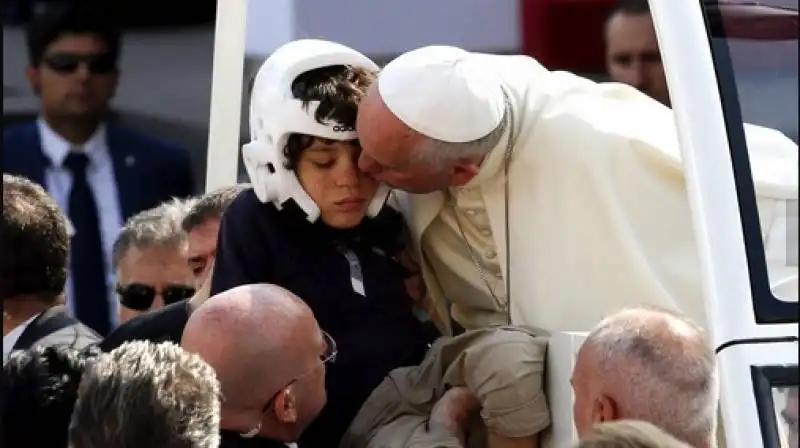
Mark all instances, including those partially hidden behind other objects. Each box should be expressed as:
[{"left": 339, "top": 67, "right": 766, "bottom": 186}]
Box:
[{"left": 486, "top": 250, "right": 497, "bottom": 259}]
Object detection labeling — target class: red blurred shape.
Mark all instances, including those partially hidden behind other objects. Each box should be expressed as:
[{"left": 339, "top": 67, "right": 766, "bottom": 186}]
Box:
[{"left": 520, "top": 0, "right": 617, "bottom": 73}]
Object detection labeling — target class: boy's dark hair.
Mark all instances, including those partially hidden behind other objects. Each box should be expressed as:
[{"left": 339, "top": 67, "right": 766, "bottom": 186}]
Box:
[
  {"left": 25, "top": 0, "right": 121, "bottom": 67},
  {"left": 283, "top": 64, "right": 377, "bottom": 170},
  {"left": 181, "top": 183, "right": 251, "bottom": 233},
  {"left": 1, "top": 174, "right": 69, "bottom": 303},
  {"left": 2, "top": 345, "right": 102, "bottom": 448}
]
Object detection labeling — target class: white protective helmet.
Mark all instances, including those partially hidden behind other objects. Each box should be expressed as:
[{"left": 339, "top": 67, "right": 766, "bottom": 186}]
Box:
[{"left": 242, "top": 39, "right": 390, "bottom": 222}]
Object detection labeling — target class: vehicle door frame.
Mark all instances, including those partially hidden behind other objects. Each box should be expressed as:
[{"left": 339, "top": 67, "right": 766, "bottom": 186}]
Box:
[{"left": 648, "top": 0, "right": 798, "bottom": 446}]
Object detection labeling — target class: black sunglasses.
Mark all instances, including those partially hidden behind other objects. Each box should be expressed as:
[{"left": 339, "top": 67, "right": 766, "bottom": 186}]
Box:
[
  {"left": 42, "top": 52, "right": 117, "bottom": 75},
  {"left": 116, "top": 283, "right": 196, "bottom": 311}
]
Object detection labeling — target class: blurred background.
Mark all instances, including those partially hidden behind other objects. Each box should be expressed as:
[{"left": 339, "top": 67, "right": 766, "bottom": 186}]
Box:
[
  {"left": 3, "top": 0, "right": 796, "bottom": 188},
  {"left": 2, "top": 0, "right": 621, "bottom": 188}
]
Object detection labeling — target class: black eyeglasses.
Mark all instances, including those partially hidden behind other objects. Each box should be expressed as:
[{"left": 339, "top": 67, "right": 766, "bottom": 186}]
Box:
[
  {"left": 115, "top": 283, "right": 196, "bottom": 311},
  {"left": 42, "top": 52, "right": 117, "bottom": 75},
  {"left": 241, "top": 330, "right": 337, "bottom": 438}
]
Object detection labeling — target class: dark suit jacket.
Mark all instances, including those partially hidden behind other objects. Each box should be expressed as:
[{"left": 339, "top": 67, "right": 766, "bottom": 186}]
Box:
[
  {"left": 12, "top": 306, "right": 100, "bottom": 352},
  {"left": 99, "top": 299, "right": 190, "bottom": 352},
  {"left": 2, "top": 120, "right": 195, "bottom": 220}
]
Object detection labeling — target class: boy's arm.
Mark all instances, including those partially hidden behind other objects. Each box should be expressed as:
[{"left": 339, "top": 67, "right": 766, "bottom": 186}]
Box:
[{"left": 209, "top": 190, "right": 276, "bottom": 296}]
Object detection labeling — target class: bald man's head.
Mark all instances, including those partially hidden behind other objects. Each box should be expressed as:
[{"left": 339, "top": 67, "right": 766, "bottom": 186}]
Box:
[
  {"left": 572, "top": 308, "right": 717, "bottom": 448},
  {"left": 181, "top": 284, "right": 327, "bottom": 441}
]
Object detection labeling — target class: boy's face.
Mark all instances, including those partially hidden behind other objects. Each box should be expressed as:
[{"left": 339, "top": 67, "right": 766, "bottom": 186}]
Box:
[{"left": 296, "top": 139, "right": 379, "bottom": 229}]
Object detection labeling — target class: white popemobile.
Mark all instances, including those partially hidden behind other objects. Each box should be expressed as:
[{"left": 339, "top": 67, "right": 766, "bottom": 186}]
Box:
[{"left": 203, "top": 0, "right": 798, "bottom": 446}]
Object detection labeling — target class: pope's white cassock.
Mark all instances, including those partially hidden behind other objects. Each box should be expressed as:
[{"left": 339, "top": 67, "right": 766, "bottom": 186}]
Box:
[{"left": 383, "top": 47, "right": 798, "bottom": 334}]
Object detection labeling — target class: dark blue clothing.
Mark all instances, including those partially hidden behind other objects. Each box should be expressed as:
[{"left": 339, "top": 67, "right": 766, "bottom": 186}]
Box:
[
  {"left": 211, "top": 189, "right": 438, "bottom": 448},
  {"left": 3, "top": 119, "right": 195, "bottom": 335},
  {"left": 3, "top": 120, "right": 195, "bottom": 220}
]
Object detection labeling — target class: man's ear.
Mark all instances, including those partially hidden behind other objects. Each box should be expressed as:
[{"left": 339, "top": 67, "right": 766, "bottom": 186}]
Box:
[
  {"left": 273, "top": 387, "right": 298, "bottom": 424},
  {"left": 449, "top": 159, "right": 481, "bottom": 187},
  {"left": 26, "top": 66, "right": 41, "bottom": 96},
  {"left": 591, "top": 394, "right": 618, "bottom": 424}
]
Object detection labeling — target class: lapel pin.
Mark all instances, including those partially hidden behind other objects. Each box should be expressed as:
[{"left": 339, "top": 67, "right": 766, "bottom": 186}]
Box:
[{"left": 125, "top": 155, "right": 135, "bottom": 167}]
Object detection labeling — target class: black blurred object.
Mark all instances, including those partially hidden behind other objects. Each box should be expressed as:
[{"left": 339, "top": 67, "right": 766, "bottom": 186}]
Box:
[
  {"left": 704, "top": 0, "right": 799, "bottom": 40},
  {"left": 4, "top": 0, "right": 216, "bottom": 27}
]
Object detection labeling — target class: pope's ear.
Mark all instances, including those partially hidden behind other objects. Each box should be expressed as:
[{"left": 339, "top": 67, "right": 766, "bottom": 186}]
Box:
[{"left": 449, "top": 160, "right": 481, "bottom": 187}]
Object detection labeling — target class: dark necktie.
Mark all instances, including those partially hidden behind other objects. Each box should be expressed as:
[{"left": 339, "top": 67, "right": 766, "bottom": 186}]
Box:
[{"left": 63, "top": 152, "right": 110, "bottom": 335}]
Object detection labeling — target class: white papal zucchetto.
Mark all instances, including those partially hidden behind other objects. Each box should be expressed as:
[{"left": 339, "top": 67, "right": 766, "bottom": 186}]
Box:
[{"left": 377, "top": 45, "right": 505, "bottom": 143}]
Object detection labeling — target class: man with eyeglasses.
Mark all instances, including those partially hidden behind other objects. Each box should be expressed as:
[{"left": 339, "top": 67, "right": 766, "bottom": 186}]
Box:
[
  {"left": 182, "top": 284, "right": 330, "bottom": 448},
  {"left": 111, "top": 199, "right": 197, "bottom": 325},
  {"left": 3, "top": 0, "right": 194, "bottom": 336}
]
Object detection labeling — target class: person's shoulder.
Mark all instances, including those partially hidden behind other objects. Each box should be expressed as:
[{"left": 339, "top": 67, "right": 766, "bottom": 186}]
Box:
[
  {"left": 106, "top": 123, "right": 191, "bottom": 159},
  {"left": 3, "top": 119, "right": 38, "bottom": 137},
  {"left": 223, "top": 188, "right": 281, "bottom": 224},
  {"left": 40, "top": 322, "right": 100, "bottom": 350},
  {"left": 99, "top": 301, "right": 190, "bottom": 352},
  {"left": 218, "top": 430, "right": 286, "bottom": 448},
  {"left": 2, "top": 120, "right": 38, "bottom": 152}
]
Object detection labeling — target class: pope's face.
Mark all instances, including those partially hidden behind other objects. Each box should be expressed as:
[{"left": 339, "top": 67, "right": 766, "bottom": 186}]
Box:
[
  {"left": 356, "top": 145, "right": 454, "bottom": 194},
  {"left": 356, "top": 86, "right": 471, "bottom": 193}
]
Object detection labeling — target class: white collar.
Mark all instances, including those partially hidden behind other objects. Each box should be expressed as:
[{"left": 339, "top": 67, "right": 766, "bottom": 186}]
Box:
[
  {"left": 3, "top": 313, "right": 42, "bottom": 364},
  {"left": 37, "top": 118, "right": 109, "bottom": 168}
]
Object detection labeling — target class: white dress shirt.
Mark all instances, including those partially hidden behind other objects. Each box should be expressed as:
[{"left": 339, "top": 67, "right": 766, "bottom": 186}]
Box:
[
  {"left": 3, "top": 313, "right": 41, "bottom": 364},
  {"left": 37, "top": 118, "right": 121, "bottom": 327}
]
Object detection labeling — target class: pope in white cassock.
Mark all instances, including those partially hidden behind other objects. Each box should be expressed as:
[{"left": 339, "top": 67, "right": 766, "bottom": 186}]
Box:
[{"left": 355, "top": 45, "right": 798, "bottom": 335}]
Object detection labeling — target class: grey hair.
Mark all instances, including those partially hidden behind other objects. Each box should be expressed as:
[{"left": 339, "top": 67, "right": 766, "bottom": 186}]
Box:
[
  {"left": 181, "top": 184, "right": 250, "bottom": 233},
  {"left": 69, "top": 340, "right": 222, "bottom": 448},
  {"left": 112, "top": 198, "right": 197, "bottom": 269},
  {"left": 411, "top": 99, "right": 511, "bottom": 166},
  {"left": 582, "top": 307, "right": 718, "bottom": 447},
  {"left": 575, "top": 420, "right": 692, "bottom": 448}
]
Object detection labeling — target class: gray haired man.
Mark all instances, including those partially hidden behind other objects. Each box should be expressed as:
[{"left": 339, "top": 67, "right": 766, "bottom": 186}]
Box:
[
  {"left": 571, "top": 308, "right": 718, "bottom": 448},
  {"left": 113, "top": 198, "right": 196, "bottom": 324},
  {"left": 182, "top": 184, "right": 249, "bottom": 287},
  {"left": 69, "top": 340, "right": 221, "bottom": 448},
  {"left": 99, "top": 185, "right": 248, "bottom": 351}
]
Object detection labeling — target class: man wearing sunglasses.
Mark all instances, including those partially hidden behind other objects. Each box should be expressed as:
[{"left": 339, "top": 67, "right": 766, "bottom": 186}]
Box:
[
  {"left": 182, "top": 284, "right": 329, "bottom": 448},
  {"left": 182, "top": 184, "right": 250, "bottom": 288},
  {"left": 99, "top": 184, "right": 247, "bottom": 352},
  {"left": 3, "top": 1, "right": 194, "bottom": 336},
  {"left": 112, "top": 198, "right": 196, "bottom": 325}
]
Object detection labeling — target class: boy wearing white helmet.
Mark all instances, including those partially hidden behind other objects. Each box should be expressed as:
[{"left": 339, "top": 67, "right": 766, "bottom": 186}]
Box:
[{"left": 209, "top": 39, "right": 438, "bottom": 447}]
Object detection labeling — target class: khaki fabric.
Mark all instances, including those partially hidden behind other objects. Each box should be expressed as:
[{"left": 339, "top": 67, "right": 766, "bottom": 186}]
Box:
[
  {"left": 339, "top": 327, "right": 550, "bottom": 448},
  {"left": 423, "top": 183, "right": 509, "bottom": 330}
]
